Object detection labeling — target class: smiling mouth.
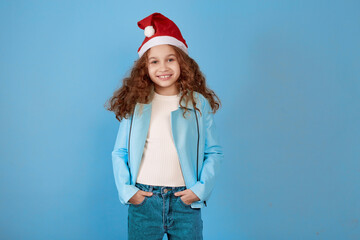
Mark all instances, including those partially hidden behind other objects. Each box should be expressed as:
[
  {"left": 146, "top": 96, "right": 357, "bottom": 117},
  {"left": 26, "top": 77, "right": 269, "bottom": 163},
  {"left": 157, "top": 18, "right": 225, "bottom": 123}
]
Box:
[{"left": 157, "top": 74, "right": 172, "bottom": 80}]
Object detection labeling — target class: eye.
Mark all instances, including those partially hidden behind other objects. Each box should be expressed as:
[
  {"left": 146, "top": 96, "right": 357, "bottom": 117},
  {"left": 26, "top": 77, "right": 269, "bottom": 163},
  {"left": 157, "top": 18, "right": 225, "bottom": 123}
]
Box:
[
  {"left": 168, "top": 58, "right": 175, "bottom": 62},
  {"left": 150, "top": 60, "right": 157, "bottom": 64}
]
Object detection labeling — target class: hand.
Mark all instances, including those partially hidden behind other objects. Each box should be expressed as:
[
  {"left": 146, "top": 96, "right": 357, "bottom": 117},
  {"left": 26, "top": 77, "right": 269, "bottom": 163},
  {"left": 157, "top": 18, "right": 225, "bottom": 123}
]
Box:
[
  {"left": 128, "top": 190, "right": 153, "bottom": 205},
  {"left": 174, "top": 189, "right": 200, "bottom": 205}
]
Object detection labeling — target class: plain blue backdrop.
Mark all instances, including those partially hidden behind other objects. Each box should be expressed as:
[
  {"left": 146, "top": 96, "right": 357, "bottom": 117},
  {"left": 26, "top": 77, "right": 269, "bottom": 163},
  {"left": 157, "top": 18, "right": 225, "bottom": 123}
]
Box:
[{"left": 1, "top": 0, "right": 359, "bottom": 239}]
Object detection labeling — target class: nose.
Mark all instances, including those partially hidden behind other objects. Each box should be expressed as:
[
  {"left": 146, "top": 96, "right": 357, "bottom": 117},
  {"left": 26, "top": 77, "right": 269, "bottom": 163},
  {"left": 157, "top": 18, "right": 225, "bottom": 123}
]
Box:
[{"left": 159, "top": 61, "right": 169, "bottom": 71}]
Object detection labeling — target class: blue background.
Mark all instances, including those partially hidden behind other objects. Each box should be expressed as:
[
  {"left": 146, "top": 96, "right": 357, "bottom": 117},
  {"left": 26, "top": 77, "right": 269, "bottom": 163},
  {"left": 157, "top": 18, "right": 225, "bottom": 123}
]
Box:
[{"left": 1, "top": 0, "right": 359, "bottom": 239}]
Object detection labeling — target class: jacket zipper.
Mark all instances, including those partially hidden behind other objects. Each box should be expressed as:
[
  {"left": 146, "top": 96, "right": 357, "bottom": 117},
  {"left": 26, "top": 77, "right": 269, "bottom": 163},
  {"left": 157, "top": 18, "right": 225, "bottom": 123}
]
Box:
[
  {"left": 194, "top": 109, "right": 207, "bottom": 207},
  {"left": 127, "top": 110, "right": 135, "bottom": 180}
]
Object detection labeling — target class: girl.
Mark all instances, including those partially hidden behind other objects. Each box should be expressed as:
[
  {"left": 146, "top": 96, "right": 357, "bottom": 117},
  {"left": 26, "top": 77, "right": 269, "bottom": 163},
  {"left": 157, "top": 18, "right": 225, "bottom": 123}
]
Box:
[{"left": 106, "top": 12, "right": 224, "bottom": 239}]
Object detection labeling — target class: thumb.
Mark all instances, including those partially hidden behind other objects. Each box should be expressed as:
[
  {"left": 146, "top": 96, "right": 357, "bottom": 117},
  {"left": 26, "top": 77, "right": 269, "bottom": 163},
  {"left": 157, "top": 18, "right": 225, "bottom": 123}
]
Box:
[
  {"left": 174, "top": 191, "right": 184, "bottom": 196},
  {"left": 142, "top": 191, "right": 153, "bottom": 196}
]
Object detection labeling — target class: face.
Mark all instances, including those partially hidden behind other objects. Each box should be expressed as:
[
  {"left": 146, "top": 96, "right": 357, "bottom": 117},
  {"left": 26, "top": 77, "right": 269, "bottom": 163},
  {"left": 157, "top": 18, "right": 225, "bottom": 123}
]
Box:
[{"left": 147, "top": 44, "right": 181, "bottom": 95}]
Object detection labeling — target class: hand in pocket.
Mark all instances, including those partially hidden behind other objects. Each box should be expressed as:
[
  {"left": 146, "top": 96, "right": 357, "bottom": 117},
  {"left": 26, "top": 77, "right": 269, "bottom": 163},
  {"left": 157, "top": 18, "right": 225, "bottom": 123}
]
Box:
[{"left": 129, "top": 190, "right": 153, "bottom": 205}]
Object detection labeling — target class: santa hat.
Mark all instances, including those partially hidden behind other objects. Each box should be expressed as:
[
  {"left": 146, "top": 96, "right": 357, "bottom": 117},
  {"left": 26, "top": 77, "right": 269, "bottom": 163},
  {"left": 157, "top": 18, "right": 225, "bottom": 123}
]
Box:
[{"left": 137, "top": 12, "right": 188, "bottom": 58}]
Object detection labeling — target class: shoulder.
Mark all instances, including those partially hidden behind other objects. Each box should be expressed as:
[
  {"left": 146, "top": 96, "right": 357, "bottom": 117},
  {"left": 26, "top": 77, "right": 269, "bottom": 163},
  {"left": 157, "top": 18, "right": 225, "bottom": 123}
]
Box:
[{"left": 193, "top": 91, "right": 211, "bottom": 114}]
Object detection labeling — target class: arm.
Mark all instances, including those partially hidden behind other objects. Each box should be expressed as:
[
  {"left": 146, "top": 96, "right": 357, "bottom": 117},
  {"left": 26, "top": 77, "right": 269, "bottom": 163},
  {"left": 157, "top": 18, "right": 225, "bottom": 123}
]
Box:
[
  {"left": 111, "top": 117, "right": 140, "bottom": 205},
  {"left": 189, "top": 99, "right": 224, "bottom": 203}
]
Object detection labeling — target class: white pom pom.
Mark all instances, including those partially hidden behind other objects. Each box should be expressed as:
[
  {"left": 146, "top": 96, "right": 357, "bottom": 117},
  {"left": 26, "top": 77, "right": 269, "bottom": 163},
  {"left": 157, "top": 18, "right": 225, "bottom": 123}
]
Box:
[{"left": 144, "top": 26, "right": 155, "bottom": 37}]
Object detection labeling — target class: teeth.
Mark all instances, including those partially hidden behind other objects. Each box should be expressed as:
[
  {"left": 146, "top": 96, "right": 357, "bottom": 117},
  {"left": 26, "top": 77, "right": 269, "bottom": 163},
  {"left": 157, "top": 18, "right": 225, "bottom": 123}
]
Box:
[{"left": 159, "top": 75, "right": 171, "bottom": 79}]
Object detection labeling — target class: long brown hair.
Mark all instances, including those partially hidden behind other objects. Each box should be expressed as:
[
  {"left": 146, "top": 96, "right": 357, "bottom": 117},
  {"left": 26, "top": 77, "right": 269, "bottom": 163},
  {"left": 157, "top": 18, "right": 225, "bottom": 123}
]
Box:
[{"left": 104, "top": 45, "right": 221, "bottom": 121}]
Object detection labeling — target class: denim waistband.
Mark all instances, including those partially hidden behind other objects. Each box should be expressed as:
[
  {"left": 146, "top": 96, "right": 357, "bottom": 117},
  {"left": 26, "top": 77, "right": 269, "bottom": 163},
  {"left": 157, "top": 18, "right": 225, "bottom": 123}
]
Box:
[{"left": 135, "top": 182, "right": 187, "bottom": 194}]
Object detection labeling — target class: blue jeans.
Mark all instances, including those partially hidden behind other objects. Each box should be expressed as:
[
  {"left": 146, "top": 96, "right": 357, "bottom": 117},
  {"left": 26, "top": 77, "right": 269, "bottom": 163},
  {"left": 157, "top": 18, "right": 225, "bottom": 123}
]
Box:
[{"left": 128, "top": 182, "right": 203, "bottom": 239}]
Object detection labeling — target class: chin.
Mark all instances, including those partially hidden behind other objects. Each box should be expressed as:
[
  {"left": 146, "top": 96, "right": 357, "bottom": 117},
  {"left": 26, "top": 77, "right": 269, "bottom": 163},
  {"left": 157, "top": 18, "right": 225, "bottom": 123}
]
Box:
[{"left": 156, "top": 82, "right": 175, "bottom": 87}]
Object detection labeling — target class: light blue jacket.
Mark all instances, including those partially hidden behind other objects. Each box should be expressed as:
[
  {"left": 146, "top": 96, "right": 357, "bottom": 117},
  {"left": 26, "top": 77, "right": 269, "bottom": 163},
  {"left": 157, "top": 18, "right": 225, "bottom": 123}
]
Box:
[{"left": 111, "top": 91, "right": 224, "bottom": 209}]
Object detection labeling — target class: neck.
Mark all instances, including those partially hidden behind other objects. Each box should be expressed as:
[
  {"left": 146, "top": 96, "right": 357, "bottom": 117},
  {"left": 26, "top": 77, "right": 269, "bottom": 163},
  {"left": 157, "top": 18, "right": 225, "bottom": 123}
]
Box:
[{"left": 154, "top": 88, "right": 179, "bottom": 96}]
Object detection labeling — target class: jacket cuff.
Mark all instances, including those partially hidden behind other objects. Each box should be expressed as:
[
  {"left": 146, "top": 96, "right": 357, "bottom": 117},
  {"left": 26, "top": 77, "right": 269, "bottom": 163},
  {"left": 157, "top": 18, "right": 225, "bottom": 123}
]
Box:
[
  {"left": 189, "top": 181, "right": 207, "bottom": 202},
  {"left": 121, "top": 185, "right": 140, "bottom": 205}
]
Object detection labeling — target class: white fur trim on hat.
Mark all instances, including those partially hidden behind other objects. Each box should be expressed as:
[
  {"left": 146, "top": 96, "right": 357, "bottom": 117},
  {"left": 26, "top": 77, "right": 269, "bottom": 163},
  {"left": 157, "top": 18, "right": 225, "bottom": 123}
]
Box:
[{"left": 138, "top": 36, "right": 188, "bottom": 58}]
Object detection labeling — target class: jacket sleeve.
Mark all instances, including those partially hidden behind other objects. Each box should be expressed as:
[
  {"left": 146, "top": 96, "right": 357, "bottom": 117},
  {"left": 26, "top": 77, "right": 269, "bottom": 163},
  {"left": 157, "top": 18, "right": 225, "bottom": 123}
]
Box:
[
  {"left": 111, "top": 117, "right": 140, "bottom": 205},
  {"left": 189, "top": 98, "right": 224, "bottom": 202}
]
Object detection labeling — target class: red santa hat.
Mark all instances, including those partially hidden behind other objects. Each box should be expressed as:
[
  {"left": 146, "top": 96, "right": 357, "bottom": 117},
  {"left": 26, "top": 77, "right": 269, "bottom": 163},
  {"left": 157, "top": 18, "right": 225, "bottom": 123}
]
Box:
[{"left": 137, "top": 12, "right": 188, "bottom": 58}]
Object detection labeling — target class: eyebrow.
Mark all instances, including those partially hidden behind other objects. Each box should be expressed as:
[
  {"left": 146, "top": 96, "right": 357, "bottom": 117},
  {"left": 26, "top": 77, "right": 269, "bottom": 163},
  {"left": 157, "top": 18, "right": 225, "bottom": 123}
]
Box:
[{"left": 148, "top": 54, "right": 176, "bottom": 60}]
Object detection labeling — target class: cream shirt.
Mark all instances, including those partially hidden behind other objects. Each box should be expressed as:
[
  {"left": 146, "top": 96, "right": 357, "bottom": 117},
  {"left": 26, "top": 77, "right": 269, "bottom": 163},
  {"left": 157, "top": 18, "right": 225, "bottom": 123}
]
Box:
[{"left": 136, "top": 91, "right": 186, "bottom": 187}]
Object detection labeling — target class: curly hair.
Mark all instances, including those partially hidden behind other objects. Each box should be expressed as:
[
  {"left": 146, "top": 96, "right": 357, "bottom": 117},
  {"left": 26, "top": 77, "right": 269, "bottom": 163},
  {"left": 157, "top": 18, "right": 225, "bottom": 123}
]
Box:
[{"left": 104, "top": 45, "right": 221, "bottom": 122}]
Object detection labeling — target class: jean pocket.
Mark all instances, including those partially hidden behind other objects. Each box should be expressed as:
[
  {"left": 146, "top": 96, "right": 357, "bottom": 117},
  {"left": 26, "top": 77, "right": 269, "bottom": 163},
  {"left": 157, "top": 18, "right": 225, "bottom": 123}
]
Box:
[
  {"left": 178, "top": 196, "right": 191, "bottom": 207},
  {"left": 132, "top": 196, "right": 148, "bottom": 207}
]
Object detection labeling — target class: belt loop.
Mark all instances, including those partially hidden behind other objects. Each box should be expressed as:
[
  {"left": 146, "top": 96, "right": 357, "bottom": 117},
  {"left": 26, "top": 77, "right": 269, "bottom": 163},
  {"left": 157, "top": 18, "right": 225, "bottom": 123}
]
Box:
[{"left": 149, "top": 185, "right": 153, "bottom": 192}]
